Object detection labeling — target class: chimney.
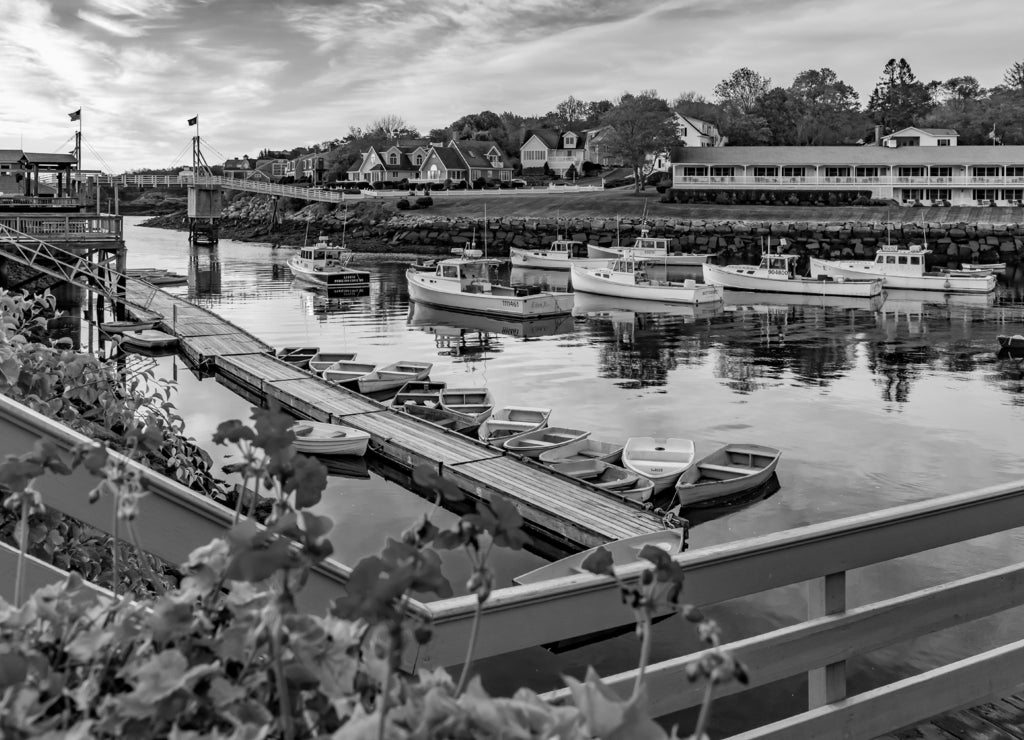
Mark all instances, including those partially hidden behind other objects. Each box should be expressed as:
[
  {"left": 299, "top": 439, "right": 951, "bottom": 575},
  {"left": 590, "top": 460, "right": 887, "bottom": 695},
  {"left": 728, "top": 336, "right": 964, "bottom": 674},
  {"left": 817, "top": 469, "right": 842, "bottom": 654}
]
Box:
[{"left": 875, "top": 125, "right": 882, "bottom": 146}]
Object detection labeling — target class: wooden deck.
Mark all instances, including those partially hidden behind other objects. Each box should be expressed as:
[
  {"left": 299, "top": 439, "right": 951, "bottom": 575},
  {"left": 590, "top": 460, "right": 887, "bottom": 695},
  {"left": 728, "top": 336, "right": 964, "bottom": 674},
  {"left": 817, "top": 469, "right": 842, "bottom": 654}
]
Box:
[
  {"left": 125, "top": 280, "right": 671, "bottom": 552},
  {"left": 879, "top": 694, "right": 1024, "bottom": 739}
]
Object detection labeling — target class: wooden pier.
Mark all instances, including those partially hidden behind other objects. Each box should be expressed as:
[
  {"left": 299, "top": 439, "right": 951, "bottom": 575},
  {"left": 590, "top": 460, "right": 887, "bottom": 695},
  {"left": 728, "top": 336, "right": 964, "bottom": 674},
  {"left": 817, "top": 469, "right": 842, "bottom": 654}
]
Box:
[{"left": 126, "top": 280, "right": 671, "bottom": 553}]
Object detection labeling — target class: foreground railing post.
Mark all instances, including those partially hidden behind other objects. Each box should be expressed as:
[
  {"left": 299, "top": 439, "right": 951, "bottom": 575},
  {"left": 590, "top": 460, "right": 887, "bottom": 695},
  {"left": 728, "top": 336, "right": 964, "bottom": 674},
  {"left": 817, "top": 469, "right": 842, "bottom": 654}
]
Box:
[{"left": 808, "top": 571, "right": 847, "bottom": 708}]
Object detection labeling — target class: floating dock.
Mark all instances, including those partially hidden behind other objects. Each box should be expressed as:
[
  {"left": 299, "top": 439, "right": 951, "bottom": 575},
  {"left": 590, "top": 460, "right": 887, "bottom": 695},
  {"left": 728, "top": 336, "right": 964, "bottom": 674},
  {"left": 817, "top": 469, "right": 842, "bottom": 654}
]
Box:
[{"left": 126, "top": 280, "right": 672, "bottom": 553}]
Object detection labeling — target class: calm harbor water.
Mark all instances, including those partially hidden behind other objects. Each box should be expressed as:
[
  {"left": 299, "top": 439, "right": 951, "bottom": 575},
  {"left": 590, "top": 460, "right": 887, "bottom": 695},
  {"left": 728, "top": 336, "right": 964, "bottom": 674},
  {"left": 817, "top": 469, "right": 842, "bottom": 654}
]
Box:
[{"left": 104, "top": 217, "right": 1024, "bottom": 733}]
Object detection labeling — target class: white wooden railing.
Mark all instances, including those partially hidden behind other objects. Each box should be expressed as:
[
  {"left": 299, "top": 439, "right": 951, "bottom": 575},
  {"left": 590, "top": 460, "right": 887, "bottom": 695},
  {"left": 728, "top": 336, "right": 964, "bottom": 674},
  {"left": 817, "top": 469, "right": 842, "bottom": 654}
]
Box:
[{"left": 6, "top": 386, "right": 1024, "bottom": 737}]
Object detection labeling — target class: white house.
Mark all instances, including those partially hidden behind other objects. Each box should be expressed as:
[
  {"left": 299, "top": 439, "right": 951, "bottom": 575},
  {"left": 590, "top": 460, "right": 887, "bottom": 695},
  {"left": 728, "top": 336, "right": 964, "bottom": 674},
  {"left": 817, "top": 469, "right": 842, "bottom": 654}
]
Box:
[
  {"left": 880, "top": 127, "right": 959, "bottom": 148},
  {"left": 520, "top": 129, "right": 587, "bottom": 176}
]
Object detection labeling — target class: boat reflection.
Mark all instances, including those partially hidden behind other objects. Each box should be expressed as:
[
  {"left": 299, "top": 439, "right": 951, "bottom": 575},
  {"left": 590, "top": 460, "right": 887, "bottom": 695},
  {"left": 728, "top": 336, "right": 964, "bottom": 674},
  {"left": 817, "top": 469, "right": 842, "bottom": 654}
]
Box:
[
  {"left": 510, "top": 266, "right": 572, "bottom": 293},
  {"left": 880, "top": 288, "right": 997, "bottom": 313},
  {"left": 407, "top": 301, "right": 576, "bottom": 340},
  {"left": 722, "top": 290, "right": 885, "bottom": 313},
  {"left": 572, "top": 291, "right": 724, "bottom": 323},
  {"left": 294, "top": 281, "right": 371, "bottom": 316}
]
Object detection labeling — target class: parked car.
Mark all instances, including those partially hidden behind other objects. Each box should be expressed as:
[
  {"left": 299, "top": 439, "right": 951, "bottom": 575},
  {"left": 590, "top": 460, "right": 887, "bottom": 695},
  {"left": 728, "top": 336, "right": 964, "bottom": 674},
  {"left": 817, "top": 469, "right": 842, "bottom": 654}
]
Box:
[{"left": 510, "top": 178, "right": 528, "bottom": 188}]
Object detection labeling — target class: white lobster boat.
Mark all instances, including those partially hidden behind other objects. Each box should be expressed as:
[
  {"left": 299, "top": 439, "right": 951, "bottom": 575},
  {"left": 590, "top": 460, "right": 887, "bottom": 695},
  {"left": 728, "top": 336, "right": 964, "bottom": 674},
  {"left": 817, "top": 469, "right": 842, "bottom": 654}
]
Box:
[
  {"left": 571, "top": 259, "right": 723, "bottom": 305},
  {"left": 586, "top": 225, "right": 709, "bottom": 266},
  {"left": 704, "top": 247, "right": 883, "bottom": 298},
  {"left": 510, "top": 240, "right": 613, "bottom": 271},
  {"left": 287, "top": 237, "right": 369, "bottom": 288},
  {"left": 407, "top": 258, "right": 574, "bottom": 318},
  {"left": 809, "top": 244, "right": 997, "bottom": 294}
]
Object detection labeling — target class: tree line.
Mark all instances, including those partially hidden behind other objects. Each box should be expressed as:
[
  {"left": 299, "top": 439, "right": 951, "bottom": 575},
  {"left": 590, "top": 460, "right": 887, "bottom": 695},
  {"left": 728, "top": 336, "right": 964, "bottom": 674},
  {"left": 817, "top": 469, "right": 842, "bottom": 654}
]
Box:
[{"left": 134, "top": 58, "right": 1022, "bottom": 188}]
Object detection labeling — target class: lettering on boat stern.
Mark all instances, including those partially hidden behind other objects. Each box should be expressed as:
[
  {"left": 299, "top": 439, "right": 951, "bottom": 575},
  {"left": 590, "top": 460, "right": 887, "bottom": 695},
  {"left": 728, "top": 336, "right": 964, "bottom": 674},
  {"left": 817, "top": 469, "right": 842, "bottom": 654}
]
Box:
[{"left": 502, "top": 300, "right": 522, "bottom": 308}]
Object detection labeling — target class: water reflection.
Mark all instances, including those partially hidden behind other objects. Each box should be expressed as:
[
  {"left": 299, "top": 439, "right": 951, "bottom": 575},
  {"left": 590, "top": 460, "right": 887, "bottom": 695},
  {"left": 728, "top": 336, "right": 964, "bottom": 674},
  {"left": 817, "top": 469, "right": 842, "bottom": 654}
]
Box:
[
  {"left": 509, "top": 266, "right": 572, "bottom": 292},
  {"left": 187, "top": 244, "right": 222, "bottom": 297},
  {"left": 407, "top": 301, "right": 576, "bottom": 341}
]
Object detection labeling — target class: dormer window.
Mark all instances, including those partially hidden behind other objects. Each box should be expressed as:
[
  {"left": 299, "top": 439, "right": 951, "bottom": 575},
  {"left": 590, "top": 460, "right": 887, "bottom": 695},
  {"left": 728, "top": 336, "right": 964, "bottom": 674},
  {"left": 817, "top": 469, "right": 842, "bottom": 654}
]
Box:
[
  {"left": 415, "top": 154, "right": 423, "bottom": 165},
  {"left": 563, "top": 134, "right": 576, "bottom": 148},
  {"left": 389, "top": 153, "right": 397, "bottom": 165}
]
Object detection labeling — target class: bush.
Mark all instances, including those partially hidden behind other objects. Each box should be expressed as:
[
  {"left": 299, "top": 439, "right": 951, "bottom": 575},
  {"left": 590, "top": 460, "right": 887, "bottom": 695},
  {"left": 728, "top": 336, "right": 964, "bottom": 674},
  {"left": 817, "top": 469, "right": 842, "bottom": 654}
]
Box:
[
  {"left": 472, "top": 177, "right": 487, "bottom": 190},
  {"left": 581, "top": 161, "right": 602, "bottom": 177},
  {"left": 396, "top": 198, "right": 410, "bottom": 210},
  {"left": 416, "top": 196, "right": 433, "bottom": 207}
]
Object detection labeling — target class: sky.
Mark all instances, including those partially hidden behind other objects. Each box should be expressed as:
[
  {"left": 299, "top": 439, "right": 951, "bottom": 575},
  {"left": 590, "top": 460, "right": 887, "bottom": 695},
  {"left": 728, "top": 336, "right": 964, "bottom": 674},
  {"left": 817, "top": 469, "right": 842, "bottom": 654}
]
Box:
[{"left": 1, "top": 0, "right": 1020, "bottom": 173}]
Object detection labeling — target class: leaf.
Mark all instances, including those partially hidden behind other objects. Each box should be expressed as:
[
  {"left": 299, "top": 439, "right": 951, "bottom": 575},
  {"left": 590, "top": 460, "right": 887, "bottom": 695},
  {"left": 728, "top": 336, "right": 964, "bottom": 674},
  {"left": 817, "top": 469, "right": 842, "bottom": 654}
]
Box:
[
  {"left": 212, "top": 419, "right": 255, "bottom": 446},
  {"left": 581, "top": 546, "right": 615, "bottom": 576},
  {"left": 287, "top": 454, "right": 327, "bottom": 508},
  {"left": 412, "top": 463, "right": 464, "bottom": 502},
  {"left": 487, "top": 495, "right": 530, "bottom": 550},
  {"left": 563, "top": 667, "right": 668, "bottom": 740},
  {"left": 116, "top": 649, "right": 220, "bottom": 718},
  {"left": 0, "top": 651, "right": 28, "bottom": 688},
  {"left": 225, "top": 537, "right": 296, "bottom": 582}
]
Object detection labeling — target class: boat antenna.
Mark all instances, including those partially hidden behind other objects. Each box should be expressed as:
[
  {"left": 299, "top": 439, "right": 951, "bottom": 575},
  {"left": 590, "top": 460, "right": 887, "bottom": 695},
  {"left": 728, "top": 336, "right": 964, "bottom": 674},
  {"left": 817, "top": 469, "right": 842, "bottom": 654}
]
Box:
[
  {"left": 303, "top": 220, "right": 310, "bottom": 247},
  {"left": 342, "top": 203, "right": 347, "bottom": 248},
  {"left": 484, "top": 203, "right": 488, "bottom": 259}
]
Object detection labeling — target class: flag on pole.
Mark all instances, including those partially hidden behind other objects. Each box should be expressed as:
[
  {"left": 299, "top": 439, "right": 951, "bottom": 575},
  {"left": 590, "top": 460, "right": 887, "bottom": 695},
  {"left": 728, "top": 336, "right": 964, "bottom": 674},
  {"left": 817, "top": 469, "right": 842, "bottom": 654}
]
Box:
[
  {"left": 988, "top": 125, "right": 997, "bottom": 140},
  {"left": 68, "top": 109, "right": 81, "bottom": 121},
  {"left": 188, "top": 115, "right": 199, "bottom": 126}
]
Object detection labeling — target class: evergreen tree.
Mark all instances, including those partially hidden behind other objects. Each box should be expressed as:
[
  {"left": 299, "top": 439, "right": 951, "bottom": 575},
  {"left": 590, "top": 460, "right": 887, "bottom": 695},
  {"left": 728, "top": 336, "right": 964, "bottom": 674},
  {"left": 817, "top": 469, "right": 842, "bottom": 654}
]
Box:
[{"left": 866, "top": 58, "right": 934, "bottom": 132}]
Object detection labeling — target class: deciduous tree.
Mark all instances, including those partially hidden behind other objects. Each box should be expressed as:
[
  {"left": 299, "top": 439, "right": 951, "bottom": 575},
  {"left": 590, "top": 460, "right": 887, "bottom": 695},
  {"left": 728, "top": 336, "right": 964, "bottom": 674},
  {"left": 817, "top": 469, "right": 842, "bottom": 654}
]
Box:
[{"left": 599, "top": 90, "right": 676, "bottom": 193}]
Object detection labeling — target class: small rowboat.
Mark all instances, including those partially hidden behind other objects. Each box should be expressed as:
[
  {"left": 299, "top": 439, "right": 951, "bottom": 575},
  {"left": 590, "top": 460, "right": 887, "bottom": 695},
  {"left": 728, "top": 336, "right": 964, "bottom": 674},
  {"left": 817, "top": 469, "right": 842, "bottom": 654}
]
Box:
[
  {"left": 322, "top": 361, "right": 377, "bottom": 386},
  {"left": 100, "top": 318, "right": 159, "bottom": 334},
  {"left": 612, "top": 476, "right": 656, "bottom": 504},
  {"left": 356, "top": 361, "right": 432, "bottom": 394},
  {"left": 393, "top": 380, "right": 446, "bottom": 407},
  {"left": 548, "top": 459, "right": 640, "bottom": 492},
  {"left": 538, "top": 437, "right": 623, "bottom": 465},
  {"left": 289, "top": 420, "right": 370, "bottom": 457},
  {"left": 621, "top": 437, "right": 696, "bottom": 494},
  {"left": 276, "top": 346, "right": 319, "bottom": 369},
  {"left": 513, "top": 528, "right": 687, "bottom": 585},
  {"left": 997, "top": 334, "right": 1024, "bottom": 349},
  {"left": 308, "top": 351, "right": 359, "bottom": 374},
  {"left": 961, "top": 262, "right": 1006, "bottom": 272},
  {"left": 478, "top": 406, "right": 552, "bottom": 445},
  {"left": 393, "top": 401, "right": 481, "bottom": 436},
  {"left": 669, "top": 443, "right": 782, "bottom": 509},
  {"left": 502, "top": 426, "right": 590, "bottom": 459},
  {"left": 120, "top": 329, "right": 179, "bottom": 351},
  {"left": 439, "top": 387, "right": 494, "bottom": 425}
]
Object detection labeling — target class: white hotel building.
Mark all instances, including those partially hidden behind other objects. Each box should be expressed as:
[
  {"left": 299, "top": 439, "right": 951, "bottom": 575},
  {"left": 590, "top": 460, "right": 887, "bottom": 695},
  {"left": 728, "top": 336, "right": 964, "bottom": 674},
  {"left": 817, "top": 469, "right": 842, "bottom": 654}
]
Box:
[{"left": 670, "top": 127, "right": 1024, "bottom": 207}]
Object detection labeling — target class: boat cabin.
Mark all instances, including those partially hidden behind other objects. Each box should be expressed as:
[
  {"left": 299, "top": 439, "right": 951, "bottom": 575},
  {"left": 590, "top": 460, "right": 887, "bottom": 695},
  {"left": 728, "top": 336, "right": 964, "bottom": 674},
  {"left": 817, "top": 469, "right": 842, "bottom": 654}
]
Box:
[
  {"left": 757, "top": 253, "right": 800, "bottom": 278},
  {"left": 434, "top": 258, "right": 504, "bottom": 291},
  {"left": 544, "top": 239, "right": 588, "bottom": 258},
  {"left": 632, "top": 228, "right": 670, "bottom": 253},
  {"left": 298, "top": 245, "right": 351, "bottom": 268},
  {"left": 873, "top": 244, "right": 930, "bottom": 274}
]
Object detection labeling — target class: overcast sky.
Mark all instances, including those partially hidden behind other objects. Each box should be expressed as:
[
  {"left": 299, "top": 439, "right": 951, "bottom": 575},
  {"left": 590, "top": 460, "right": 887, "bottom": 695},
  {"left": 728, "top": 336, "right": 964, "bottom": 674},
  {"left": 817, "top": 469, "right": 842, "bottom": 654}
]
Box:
[{"left": 1, "top": 0, "right": 1020, "bottom": 172}]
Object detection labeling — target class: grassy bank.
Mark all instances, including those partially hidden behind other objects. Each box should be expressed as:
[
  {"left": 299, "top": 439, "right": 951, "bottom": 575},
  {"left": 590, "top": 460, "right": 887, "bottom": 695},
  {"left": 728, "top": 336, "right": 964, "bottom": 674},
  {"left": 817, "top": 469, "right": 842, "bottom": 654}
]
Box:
[{"left": 420, "top": 189, "right": 1024, "bottom": 224}]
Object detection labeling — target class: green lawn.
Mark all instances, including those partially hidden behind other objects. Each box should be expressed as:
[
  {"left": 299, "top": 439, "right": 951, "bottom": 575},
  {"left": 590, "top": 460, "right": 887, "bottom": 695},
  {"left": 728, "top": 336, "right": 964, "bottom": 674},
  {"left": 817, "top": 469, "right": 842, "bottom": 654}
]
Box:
[{"left": 420, "top": 189, "right": 1024, "bottom": 224}]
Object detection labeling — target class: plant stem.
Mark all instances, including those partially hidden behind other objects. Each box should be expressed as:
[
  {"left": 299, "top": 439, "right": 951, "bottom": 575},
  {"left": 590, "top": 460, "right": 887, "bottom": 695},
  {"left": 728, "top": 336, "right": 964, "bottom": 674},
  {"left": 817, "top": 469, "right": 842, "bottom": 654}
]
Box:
[
  {"left": 454, "top": 597, "right": 483, "bottom": 696},
  {"left": 270, "top": 625, "right": 296, "bottom": 740},
  {"left": 376, "top": 644, "right": 393, "bottom": 740},
  {"left": 111, "top": 497, "right": 119, "bottom": 598},
  {"left": 632, "top": 609, "right": 653, "bottom": 700},
  {"left": 14, "top": 496, "right": 28, "bottom": 606},
  {"left": 692, "top": 676, "right": 716, "bottom": 740}
]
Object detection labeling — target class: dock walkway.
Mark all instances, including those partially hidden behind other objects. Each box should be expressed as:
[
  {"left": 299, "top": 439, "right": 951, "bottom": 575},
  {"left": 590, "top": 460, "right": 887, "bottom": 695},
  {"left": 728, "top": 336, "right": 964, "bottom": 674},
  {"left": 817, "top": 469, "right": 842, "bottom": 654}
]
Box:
[
  {"left": 126, "top": 280, "right": 670, "bottom": 552},
  {"left": 879, "top": 693, "right": 1024, "bottom": 739}
]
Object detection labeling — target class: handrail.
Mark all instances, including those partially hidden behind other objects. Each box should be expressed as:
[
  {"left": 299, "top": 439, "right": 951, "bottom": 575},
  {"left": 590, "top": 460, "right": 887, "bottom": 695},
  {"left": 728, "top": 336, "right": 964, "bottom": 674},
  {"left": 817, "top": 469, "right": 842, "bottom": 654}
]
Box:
[{"left": 0, "top": 224, "right": 158, "bottom": 318}]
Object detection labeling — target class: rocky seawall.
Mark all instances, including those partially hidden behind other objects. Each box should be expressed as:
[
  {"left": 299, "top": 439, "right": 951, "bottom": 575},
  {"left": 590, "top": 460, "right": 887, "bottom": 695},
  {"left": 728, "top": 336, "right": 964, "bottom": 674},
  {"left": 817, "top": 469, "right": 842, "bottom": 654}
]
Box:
[{"left": 140, "top": 194, "right": 1021, "bottom": 267}]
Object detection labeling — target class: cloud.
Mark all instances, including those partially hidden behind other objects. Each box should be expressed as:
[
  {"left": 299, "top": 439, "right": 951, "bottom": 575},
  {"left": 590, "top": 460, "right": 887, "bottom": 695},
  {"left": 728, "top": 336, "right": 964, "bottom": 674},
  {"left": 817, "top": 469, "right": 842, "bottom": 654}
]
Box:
[{"left": 78, "top": 9, "right": 147, "bottom": 36}]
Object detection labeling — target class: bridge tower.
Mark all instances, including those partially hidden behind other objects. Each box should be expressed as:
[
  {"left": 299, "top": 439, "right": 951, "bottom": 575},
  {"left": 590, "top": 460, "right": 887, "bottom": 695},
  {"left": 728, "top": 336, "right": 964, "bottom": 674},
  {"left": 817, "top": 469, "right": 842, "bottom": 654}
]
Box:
[{"left": 187, "top": 123, "right": 221, "bottom": 246}]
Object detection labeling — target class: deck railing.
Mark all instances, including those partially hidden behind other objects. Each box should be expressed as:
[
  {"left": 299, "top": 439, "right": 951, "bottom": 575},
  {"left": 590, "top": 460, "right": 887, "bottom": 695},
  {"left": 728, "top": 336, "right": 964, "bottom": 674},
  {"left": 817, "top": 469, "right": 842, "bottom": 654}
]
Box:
[
  {"left": 0, "top": 215, "right": 122, "bottom": 241},
  {"left": 5, "top": 390, "right": 1024, "bottom": 738}
]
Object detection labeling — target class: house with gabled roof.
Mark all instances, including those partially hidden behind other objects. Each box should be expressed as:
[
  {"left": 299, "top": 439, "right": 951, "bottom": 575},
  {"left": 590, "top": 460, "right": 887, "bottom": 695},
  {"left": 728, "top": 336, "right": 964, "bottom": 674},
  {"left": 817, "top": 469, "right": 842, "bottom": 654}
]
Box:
[
  {"left": 520, "top": 129, "right": 587, "bottom": 176},
  {"left": 346, "top": 141, "right": 431, "bottom": 184},
  {"left": 880, "top": 127, "right": 959, "bottom": 148},
  {"left": 448, "top": 139, "right": 512, "bottom": 183},
  {"left": 419, "top": 146, "right": 468, "bottom": 185}
]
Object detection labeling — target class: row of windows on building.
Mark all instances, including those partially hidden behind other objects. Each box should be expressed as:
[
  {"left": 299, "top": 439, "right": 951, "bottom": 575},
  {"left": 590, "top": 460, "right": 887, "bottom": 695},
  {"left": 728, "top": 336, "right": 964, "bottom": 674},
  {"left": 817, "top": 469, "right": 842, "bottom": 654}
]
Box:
[{"left": 678, "top": 166, "right": 1024, "bottom": 177}]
